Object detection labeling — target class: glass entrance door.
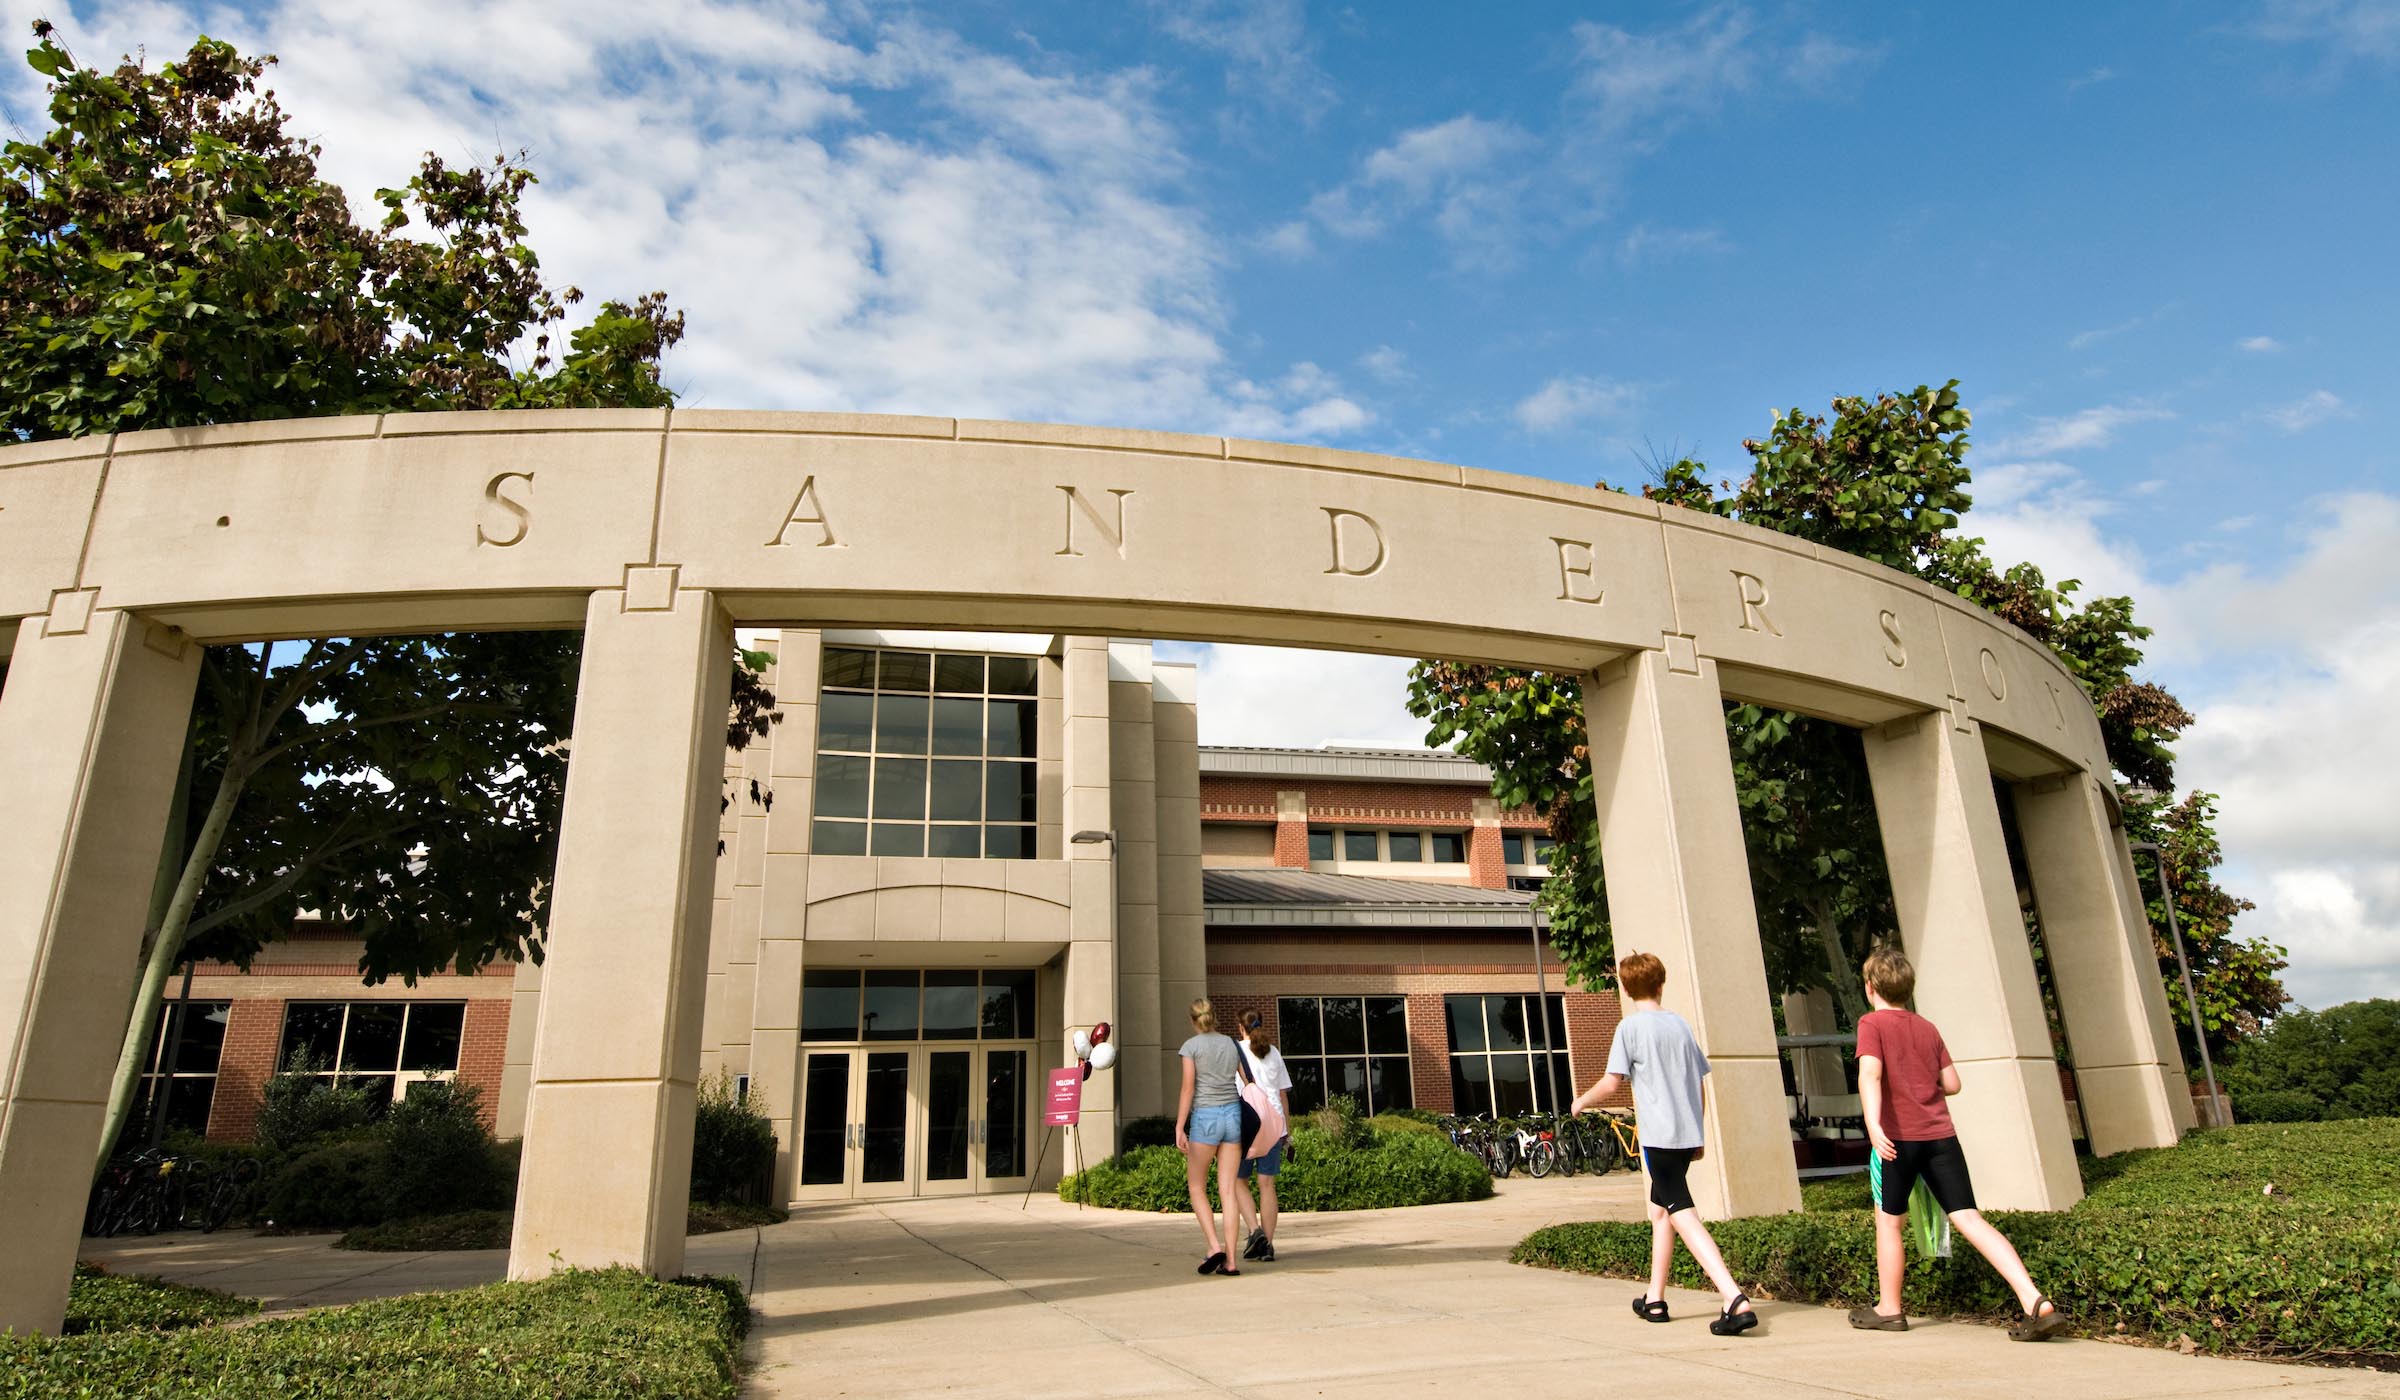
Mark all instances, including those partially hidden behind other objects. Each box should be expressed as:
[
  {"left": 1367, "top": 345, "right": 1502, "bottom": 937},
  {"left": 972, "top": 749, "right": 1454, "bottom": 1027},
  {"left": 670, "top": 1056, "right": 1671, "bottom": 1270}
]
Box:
[{"left": 792, "top": 1043, "right": 1034, "bottom": 1200}]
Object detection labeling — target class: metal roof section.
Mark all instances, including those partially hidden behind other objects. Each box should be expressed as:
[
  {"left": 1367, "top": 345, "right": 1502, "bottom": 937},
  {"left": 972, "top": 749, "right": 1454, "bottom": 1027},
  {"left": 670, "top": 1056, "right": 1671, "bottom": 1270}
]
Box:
[
  {"left": 1203, "top": 868, "right": 1546, "bottom": 930},
  {"left": 1197, "top": 744, "right": 1494, "bottom": 786}
]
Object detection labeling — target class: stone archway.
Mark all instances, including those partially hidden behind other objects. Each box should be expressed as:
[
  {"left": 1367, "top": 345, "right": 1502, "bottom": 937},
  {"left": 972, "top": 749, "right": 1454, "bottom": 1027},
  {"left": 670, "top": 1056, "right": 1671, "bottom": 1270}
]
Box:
[{"left": 0, "top": 410, "right": 2190, "bottom": 1333}]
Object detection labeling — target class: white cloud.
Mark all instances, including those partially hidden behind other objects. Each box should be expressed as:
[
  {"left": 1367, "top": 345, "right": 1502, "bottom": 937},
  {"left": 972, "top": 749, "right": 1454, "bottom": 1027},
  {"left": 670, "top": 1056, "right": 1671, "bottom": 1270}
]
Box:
[
  {"left": 1618, "top": 224, "right": 1732, "bottom": 264},
  {"left": 1967, "top": 467, "right": 2400, "bottom": 1011},
  {"left": 1514, "top": 374, "right": 1639, "bottom": 433},
  {"left": 1159, "top": 643, "right": 1431, "bottom": 750},
  {"left": 2239, "top": 335, "right": 2285, "bottom": 353},
  {"left": 2247, "top": 0, "right": 2400, "bottom": 67},
  {"left": 2253, "top": 389, "right": 2347, "bottom": 433},
  {"left": 1990, "top": 402, "right": 2174, "bottom": 456},
  {"left": 1147, "top": 0, "right": 1335, "bottom": 123},
  {"left": 1293, "top": 114, "right": 1534, "bottom": 262},
  {"left": 1358, "top": 345, "right": 1411, "bottom": 383},
  {"left": 2066, "top": 65, "right": 2117, "bottom": 92},
  {"left": 7, "top": 1, "right": 1375, "bottom": 442},
  {"left": 2067, "top": 313, "right": 2150, "bottom": 350}
]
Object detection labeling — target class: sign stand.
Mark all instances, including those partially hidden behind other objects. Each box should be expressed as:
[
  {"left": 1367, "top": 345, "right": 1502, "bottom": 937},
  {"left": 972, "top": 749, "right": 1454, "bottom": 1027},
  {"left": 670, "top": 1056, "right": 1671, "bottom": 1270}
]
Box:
[{"left": 1026, "top": 1066, "right": 1089, "bottom": 1211}]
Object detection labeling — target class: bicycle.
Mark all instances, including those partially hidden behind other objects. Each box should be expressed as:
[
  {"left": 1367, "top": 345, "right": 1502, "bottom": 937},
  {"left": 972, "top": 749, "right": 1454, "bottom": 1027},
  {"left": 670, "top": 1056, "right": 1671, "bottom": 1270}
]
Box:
[
  {"left": 1507, "top": 1115, "right": 1557, "bottom": 1178},
  {"left": 199, "top": 1156, "right": 262, "bottom": 1233}
]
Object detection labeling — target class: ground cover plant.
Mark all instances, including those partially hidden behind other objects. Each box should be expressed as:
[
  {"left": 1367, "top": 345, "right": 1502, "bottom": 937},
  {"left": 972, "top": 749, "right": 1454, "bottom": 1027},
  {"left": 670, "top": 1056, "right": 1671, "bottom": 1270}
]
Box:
[
  {"left": 62, "top": 1265, "right": 257, "bottom": 1335},
  {"left": 3, "top": 1268, "right": 746, "bottom": 1399},
  {"left": 1515, "top": 1120, "right": 2400, "bottom": 1369},
  {"left": 1059, "top": 1107, "right": 1492, "bottom": 1211}
]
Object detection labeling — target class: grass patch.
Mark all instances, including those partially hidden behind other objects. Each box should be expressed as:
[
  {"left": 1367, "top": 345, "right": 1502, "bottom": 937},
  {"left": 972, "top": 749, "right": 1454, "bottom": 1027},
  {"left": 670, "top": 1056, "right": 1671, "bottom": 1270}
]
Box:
[
  {"left": 2, "top": 1268, "right": 746, "bottom": 1399},
  {"left": 1516, "top": 1120, "right": 2400, "bottom": 1369},
  {"left": 338, "top": 1202, "right": 789, "bottom": 1252},
  {"left": 1059, "top": 1122, "right": 1492, "bottom": 1212},
  {"left": 64, "top": 1265, "right": 258, "bottom": 1335}
]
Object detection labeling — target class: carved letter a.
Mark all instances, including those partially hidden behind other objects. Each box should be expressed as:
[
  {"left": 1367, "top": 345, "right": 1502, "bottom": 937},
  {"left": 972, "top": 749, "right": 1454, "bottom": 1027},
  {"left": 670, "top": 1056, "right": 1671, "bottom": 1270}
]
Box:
[{"left": 767, "top": 475, "right": 841, "bottom": 547}]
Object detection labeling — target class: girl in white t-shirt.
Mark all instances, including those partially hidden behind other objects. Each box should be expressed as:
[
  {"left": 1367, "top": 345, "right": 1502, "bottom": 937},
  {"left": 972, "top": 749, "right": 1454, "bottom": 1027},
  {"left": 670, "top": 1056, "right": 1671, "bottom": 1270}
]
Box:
[{"left": 1229, "top": 1010, "right": 1295, "bottom": 1262}]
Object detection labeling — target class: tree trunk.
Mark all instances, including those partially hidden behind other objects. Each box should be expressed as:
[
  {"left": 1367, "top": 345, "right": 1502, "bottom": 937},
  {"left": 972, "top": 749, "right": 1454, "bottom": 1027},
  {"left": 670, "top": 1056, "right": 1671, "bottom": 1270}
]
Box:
[
  {"left": 1814, "top": 902, "right": 1871, "bottom": 1025},
  {"left": 93, "top": 758, "right": 251, "bottom": 1171}
]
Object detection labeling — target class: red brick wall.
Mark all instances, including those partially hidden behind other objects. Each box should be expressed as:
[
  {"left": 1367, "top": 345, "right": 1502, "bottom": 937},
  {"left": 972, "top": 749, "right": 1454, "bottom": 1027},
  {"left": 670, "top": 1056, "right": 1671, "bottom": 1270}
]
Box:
[
  {"left": 207, "top": 1000, "right": 285, "bottom": 1142},
  {"left": 458, "top": 999, "right": 511, "bottom": 1131},
  {"left": 1467, "top": 824, "right": 1506, "bottom": 889},
  {"left": 1272, "top": 815, "right": 1310, "bottom": 868},
  {"left": 1202, "top": 776, "right": 1548, "bottom": 829}
]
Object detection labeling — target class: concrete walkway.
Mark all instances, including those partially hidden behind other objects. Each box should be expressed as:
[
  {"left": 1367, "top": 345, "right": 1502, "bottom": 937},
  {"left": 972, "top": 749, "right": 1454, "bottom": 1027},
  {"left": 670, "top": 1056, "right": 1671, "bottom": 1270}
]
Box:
[{"left": 82, "top": 1177, "right": 2390, "bottom": 1398}]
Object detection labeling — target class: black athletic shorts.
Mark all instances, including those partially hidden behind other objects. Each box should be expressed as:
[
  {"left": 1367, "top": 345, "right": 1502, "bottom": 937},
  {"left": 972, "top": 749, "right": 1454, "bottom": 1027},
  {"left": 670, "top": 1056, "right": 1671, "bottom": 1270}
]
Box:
[
  {"left": 1642, "top": 1146, "right": 1698, "bottom": 1215},
  {"left": 1878, "top": 1135, "right": 1976, "bottom": 1215}
]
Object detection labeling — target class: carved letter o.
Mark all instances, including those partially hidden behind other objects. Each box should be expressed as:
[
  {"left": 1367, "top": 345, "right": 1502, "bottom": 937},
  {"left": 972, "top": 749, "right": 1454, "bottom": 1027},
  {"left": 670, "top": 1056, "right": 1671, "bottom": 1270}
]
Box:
[{"left": 1977, "top": 647, "right": 2008, "bottom": 701}]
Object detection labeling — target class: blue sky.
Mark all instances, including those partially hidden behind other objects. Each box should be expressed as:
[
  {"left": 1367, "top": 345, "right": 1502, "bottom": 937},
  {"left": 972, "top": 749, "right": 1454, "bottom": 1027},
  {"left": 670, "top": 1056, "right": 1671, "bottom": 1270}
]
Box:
[{"left": 7, "top": 1, "right": 2393, "bottom": 1006}]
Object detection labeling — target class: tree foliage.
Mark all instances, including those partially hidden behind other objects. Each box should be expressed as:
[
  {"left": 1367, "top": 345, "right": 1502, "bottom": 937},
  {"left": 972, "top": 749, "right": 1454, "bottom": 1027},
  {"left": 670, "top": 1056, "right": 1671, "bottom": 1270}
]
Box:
[
  {"left": 0, "top": 25, "right": 773, "bottom": 1165},
  {"left": 2218, "top": 998, "right": 2400, "bottom": 1122},
  {"left": 1408, "top": 382, "right": 2289, "bottom": 1049}
]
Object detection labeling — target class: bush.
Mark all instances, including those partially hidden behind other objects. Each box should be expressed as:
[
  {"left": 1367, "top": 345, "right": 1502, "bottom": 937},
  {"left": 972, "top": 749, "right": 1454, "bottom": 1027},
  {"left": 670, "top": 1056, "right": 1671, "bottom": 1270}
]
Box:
[
  {"left": 2220, "top": 999, "right": 2400, "bottom": 1122},
  {"left": 1059, "top": 1122, "right": 1492, "bottom": 1212},
  {"left": 1517, "top": 1121, "right": 2400, "bottom": 1368},
  {"left": 689, "top": 1070, "right": 776, "bottom": 1205},
  {"left": 254, "top": 1049, "right": 373, "bottom": 1152},
  {"left": 375, "top": 1080, "right": 510, "bottom": 1220},
  {"left": 1367, "top": 1112, "right": 1441, "bottom": 1136},
  {"left": 338, "top": 1202, "right": 789, "bottom": 1252},
  {"left": 338, "top": 1210, "right": 514, "bottom": 1252},
  {"left": 0, "top": 1269, "right": 747, "bottom": 1399},
  {"left": 1304, "top": 1093, "right": 1372, "bottom": 1147},
  {"left": 261, "top": 1140, "right": 384, "bottom": 1229},
  {"left": 2236, "top": 1087, "right": 2323, "bottom": 1123},
  {"left": 64, "top": 1265, "right": 258, "bottom": 1335},
  {"left": 1120, "top": 1115, "right": 1178, "bottom": 1151}
]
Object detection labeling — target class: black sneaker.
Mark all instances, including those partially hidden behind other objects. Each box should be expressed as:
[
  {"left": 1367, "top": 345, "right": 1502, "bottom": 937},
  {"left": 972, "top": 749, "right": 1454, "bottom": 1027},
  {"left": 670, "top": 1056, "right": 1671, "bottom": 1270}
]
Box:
[
  {"left": 1242, "top": 1229, "right": 1267, "bottom": 1260},
  {"left": 1254, "top": 1240, "right": 1275, "bottom": 1263}
]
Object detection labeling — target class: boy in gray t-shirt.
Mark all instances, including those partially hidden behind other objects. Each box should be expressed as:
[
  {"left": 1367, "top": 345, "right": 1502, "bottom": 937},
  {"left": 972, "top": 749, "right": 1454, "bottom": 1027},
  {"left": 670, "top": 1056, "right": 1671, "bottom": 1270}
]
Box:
[{"left": 1568, "top": 952, "right": 1759, "bottom": 1336}]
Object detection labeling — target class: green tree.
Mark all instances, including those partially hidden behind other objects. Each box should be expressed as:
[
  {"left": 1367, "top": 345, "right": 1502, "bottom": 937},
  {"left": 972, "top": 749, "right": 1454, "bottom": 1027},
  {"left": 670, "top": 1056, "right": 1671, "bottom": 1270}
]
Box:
[
  {"left": 2219, "top": 999, "right": 2400, "bottom": 1121},
  {"left": 0, "top": 25, "right": 776, "bottom": 1166},
  {"left": 1408, "top": 382, "right": 2290, "bottom": 1049},
  {"left": 2125, "top": 791, "right": 2287, "bottom": 1062}
]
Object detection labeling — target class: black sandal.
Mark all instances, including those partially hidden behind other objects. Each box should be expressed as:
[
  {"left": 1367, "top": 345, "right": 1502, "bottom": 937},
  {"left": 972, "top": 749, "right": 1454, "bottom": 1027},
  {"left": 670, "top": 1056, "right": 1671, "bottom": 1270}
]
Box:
[
  {"left": 1197, "top": 1252, "right": 1225, "bottom": 1275},
  {"left": 1631, "top": 1295, "right": 1671, "bottom": 1323},
  {"left": 1709, "top": 1292, "right": 1759, "bottom": 1336},
  {"left": 2008, "top": 1297, "right": 2068, "bottom": 1342}
]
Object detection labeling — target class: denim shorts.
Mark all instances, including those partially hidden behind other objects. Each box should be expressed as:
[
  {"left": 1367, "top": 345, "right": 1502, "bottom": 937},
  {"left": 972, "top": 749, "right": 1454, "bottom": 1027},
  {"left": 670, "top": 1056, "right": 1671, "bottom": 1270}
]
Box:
[
  {"left": 1240, "top": 1136, "right": 1286, "bottom": 1179},
  {"left": 1188, "top": 1102, "right": 1242, "bottom": 1146}
]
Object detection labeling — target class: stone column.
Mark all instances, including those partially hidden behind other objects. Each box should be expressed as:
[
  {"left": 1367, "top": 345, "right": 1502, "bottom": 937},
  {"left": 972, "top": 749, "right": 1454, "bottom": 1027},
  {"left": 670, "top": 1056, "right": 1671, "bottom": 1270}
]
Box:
[
  {"left": 752, "top": 628, "right": 821, "bottom": 1202},
  {"left": 1059, "top": 636, "right": 1118, "bottom": 1155},
  {"left": 510, "top": 574, "right": 733, "bottom": 1280},
  {"left": 1108, "top": 642, "right": 1163, "bottom": 1120},
  {"left": 2106, "top": 833, "right": 2198, "bottom": 1131},
  {"left": 1153, "top": 663, "right": 1207, "bottom": 1115},
  {"left": 1579, "top": 649, "right": 1800, "bottom": 1219},
  {"left": 1861, "top": 710, "right": 2081, "bottom": 1210},
  {"left": 2013, "top": 774, "right": 2183, "bottom": 1154},
  {"left": 1780, "top": 989, "right": 1848, "bottom": 1099},
  {"left": 0, "top": 603, "right": 200, "bottom": 1336},
  {"left": 496, "top": 954, "right": 542, "bottom": 1139}
]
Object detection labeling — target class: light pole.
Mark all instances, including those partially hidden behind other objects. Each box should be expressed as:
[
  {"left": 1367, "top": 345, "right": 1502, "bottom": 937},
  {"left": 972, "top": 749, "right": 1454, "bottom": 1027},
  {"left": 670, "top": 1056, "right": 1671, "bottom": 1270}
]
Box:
[
  {"left": 2127, "top": 839, "right": 2226, "bottom": 1127},
  {"left": 1070, "top": 829, "right": 1119, "bottom": 1144}
]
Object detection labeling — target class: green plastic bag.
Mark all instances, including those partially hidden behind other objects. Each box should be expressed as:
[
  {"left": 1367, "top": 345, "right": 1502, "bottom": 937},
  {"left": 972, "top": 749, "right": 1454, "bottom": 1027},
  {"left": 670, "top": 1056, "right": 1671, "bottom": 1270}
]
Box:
[{"left": 1867, "top": 1154, "right": 1953, "bottom": 1259}]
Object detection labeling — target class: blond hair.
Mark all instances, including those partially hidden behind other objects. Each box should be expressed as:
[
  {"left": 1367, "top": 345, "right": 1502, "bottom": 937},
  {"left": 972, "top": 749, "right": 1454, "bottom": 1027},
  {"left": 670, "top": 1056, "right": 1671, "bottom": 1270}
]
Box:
[
  {"left": 1864, "top": 946, "right": 1916, "bottom": 1004},
  {"left": 1189, "top": 996, "right": 1216, "bottom": 1033}
]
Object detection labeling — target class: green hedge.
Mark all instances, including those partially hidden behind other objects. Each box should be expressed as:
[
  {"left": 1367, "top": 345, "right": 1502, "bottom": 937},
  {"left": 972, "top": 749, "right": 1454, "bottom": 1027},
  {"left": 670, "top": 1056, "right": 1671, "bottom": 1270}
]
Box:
[
  {"left": 63, "top": 1266, "right": 258, "bottom": 1335},
  {"left": 337, "top": 1202, "right": 789, "bottom": 1252},
  {"left": 2, "top": 1269, "right": 746, "bottom": 1399},
  {"left": 1058, "top": 1124, "right": 1492, "bottom": 1212},
  {"left": 1516, "top": 1121, "right": 2400, "bottom": 1368}
]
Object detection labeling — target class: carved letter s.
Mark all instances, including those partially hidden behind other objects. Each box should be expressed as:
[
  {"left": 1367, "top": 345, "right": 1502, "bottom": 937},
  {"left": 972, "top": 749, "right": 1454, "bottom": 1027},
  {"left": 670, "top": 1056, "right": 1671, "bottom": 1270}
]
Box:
[
  {"left": 1879, "top": 609, "right": 1907, "bottom": 667},
  {"left": 477, "top": 471, "right": 534, "bottom": 548}
]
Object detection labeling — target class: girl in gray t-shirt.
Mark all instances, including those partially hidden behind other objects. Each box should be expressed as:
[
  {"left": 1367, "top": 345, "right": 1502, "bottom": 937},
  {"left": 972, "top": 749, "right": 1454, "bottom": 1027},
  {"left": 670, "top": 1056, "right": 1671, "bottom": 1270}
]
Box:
[
  {"left": 1175, "top": 997, "right": 1248, "bottom": 1276},
  {"left": 1567, "top": 952, "right": 1759, "bottom": 1335}
]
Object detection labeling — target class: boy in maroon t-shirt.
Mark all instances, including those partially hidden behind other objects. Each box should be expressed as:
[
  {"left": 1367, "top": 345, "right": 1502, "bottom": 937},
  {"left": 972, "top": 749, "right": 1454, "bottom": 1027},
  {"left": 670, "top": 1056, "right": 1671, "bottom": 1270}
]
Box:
[{"left": 1850, "top": 946, "right": 2069, "bottom": 1342}]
